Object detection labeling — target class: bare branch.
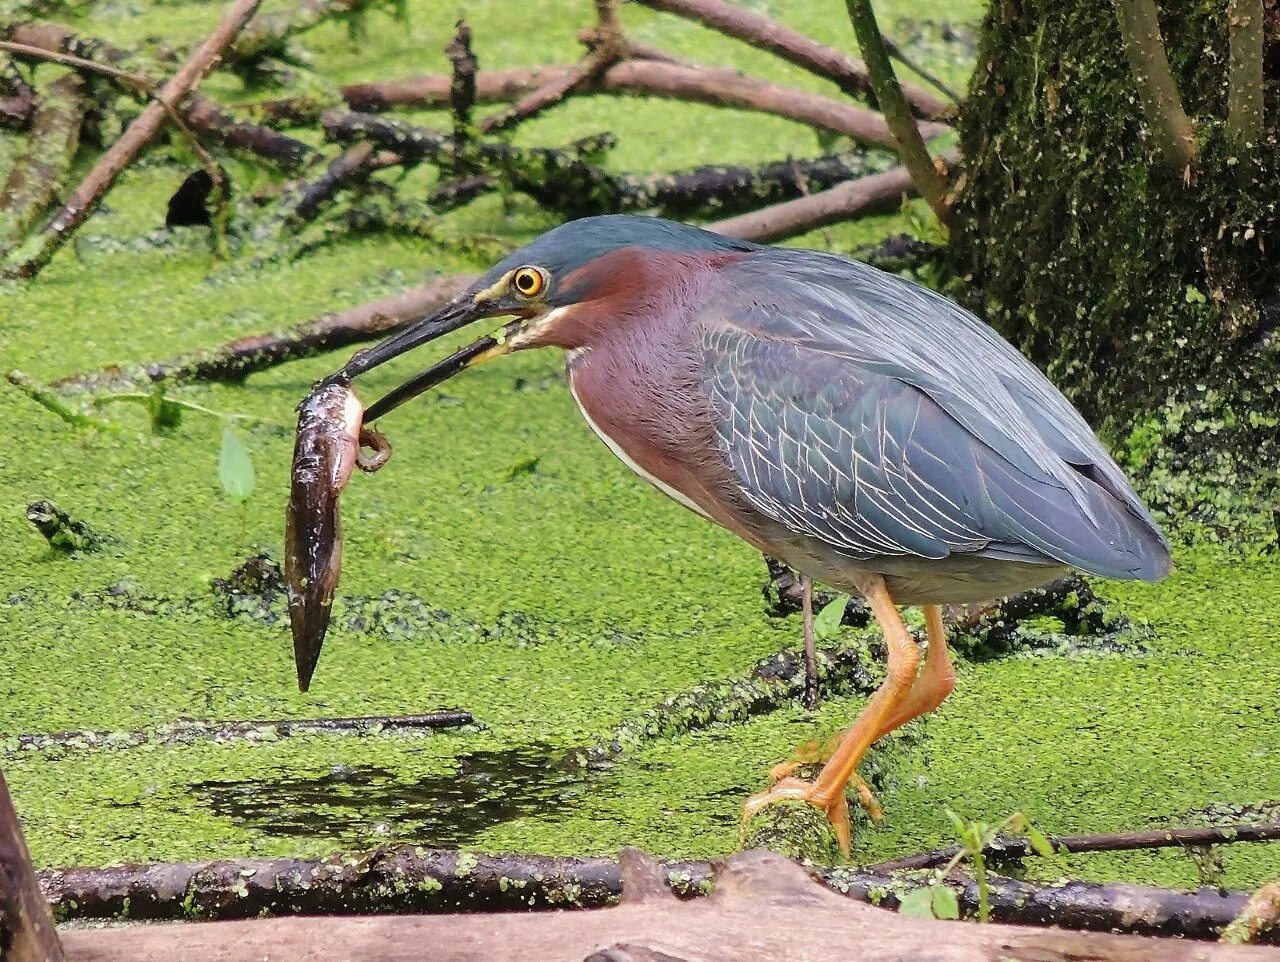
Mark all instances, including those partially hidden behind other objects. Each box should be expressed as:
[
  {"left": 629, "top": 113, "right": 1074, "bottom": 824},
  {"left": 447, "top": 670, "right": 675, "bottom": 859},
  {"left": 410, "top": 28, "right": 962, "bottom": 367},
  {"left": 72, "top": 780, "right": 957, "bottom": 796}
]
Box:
[
  {"left": 1226, "top": 0, "right": 1264, "bottom": 149},
  {"left": 1112, "top": 0, "right": 1198, "bottom": 170},
  {"left": 632, "top": 0, "right": 947, "bottom": 120},
  {"left": 845, "top": 0, "right": 954, "bottom": 226},
  {"left": 709, "top": 165, "right": 916, "bottom": 243}
]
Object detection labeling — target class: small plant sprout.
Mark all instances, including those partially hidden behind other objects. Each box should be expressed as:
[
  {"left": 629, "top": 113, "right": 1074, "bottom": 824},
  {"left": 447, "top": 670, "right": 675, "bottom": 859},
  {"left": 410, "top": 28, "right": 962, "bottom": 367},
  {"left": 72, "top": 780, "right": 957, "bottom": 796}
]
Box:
[
  {"left": 219, "top": 425, "right": 257, "bottom": 541},
  {"left": 932, "top": 809, "right": 1055, "bottom": 922}
]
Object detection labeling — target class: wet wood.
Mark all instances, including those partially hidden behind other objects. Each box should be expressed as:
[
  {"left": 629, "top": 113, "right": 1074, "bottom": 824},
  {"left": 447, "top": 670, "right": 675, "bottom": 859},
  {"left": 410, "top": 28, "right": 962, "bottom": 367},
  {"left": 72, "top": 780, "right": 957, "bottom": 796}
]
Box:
[
  {"left": 0, "top": 767, "right": 64, "bottom": 962},
  {"left": 2, "top": 0, "right": 264, "bottom": 279},
  {"left": 53, "top": 850, "right": 1279, "bottom": 961}
]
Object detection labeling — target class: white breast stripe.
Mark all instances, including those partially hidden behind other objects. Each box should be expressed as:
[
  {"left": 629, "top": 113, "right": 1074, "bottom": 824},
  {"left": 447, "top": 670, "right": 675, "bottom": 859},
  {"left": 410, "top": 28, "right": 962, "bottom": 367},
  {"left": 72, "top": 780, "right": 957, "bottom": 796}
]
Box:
[{"left": 567, "top": 356, "right": 712, "bottom": 520}]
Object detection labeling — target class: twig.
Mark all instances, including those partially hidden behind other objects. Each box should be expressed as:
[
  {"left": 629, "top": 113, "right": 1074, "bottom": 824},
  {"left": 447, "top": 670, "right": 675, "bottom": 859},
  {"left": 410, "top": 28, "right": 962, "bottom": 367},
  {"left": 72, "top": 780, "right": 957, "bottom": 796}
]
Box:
[
  {"left": 52, "top": 275, "right": 476, "bottom": 391},
  {"left": 478, "top": 46, "right": 618, "bottom": 137},
  {"left": 0, "top": 70, "right": 85, "bottom": 252},
  {"left": 632, "top": 0, "right": 947, "bottom": 120},
  {"left": 708, "top": 164, "right": 917, "bottom": 243},
  {"left": 1113, "top": 0, "right": 1198, "bottom": 171},
  {"left": 0, "top": 39, "right": 150, "bottom": 93},
  {"left": 444, "top": 19, "right": 477, "bottom": 150},
  {"left": 1226, "top": 0, "right": 1264, "bottom": 149},
  {"left": 5, "top": 711, "right": 473, "bottom": 755},
  {"left": 252, "top": 141, "right": 379, "bottom": 244},
  {"left": 883, "top": 35, "right": 960, "bottom": 103},
  {"left": 865, "top": 821, "right": 1280, "bottom": 872},
  {"left": 5, "top": 371, "right": 117, "bottom": 430},
  {"left": 2, "top": 0, "right": 264, "bottom": 280},
  {"left": 340, "top": 65, "right": 576, "bottom": 114},
  {"left": 845, "top": 0, "right": 954, "bottom": 226},
  {"left": 35, "top": 845, "right": 1272, "bottom": 943}
]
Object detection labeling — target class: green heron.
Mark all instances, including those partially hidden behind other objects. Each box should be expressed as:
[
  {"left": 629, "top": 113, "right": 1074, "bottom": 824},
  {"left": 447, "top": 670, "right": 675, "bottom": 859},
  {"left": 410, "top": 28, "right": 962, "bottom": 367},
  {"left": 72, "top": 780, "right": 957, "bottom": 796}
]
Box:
[{"left": 320, "top": 214, "right": 1171, "bottom": 851}]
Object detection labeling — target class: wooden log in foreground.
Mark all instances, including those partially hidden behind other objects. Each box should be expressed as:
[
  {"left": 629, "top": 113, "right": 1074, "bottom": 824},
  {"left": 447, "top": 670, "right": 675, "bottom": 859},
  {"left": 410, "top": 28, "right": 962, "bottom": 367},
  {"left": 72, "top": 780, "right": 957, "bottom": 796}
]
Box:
[
  {"left": 0, "top": 768, "right": 64, "bottom": 962},
  {"left": 53, "top": 850, "right": 1279, "bottom": 962}
]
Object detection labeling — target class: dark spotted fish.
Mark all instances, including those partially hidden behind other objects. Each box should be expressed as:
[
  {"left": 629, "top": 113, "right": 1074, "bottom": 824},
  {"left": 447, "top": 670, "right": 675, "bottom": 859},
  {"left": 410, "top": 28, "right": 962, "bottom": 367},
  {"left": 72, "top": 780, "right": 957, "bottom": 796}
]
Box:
[{"left": 285, "top": 381, "right": 390, "bottom": 691}]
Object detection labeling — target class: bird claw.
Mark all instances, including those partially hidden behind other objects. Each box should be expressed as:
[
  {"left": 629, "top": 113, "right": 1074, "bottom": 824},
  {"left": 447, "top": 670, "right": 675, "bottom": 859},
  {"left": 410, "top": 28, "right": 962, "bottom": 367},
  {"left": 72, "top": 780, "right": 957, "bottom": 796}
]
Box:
[{"left": 742, "top": 775, "right": 879, "bottom": 856}]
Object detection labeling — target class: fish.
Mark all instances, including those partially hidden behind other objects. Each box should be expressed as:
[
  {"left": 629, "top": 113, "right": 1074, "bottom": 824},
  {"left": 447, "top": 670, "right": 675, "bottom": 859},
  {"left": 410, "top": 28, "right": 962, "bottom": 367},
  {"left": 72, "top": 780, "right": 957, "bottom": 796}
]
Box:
[{"left": 285, "top": 380, "right": 391, "bottom": 692}]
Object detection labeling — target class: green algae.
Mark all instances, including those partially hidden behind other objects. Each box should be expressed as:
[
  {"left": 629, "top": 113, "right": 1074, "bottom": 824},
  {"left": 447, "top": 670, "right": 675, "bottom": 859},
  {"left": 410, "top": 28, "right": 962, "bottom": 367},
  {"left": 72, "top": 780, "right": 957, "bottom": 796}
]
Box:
[{"left": 0, "top": 0, "right": 1276, "bottom": 897}]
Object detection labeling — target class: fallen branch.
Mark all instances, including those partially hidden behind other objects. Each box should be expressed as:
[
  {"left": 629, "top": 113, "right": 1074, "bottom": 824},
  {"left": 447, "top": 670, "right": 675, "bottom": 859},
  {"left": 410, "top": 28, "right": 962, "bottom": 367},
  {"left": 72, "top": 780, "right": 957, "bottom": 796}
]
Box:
[
  {"left": 249, "top": 141, "right": 385, "bottom": 247},
  {"left": 0, "top": 70, "right": 85, "bottom": 252},
  {"left": 4, "top": 711, "right": 472, "bottom": 755},
  {"left": 52, "top": 274, "right": 475, "bottom": 391},
  {"left": 1, "top": 766, "right": 64, "bottom": 961},
  {"left": 230, "top": 0, "right": 369, "bottom": 63},
  {"left": 36, "top": 844, "right": 1275, "bottom": 946},
  {"left": 866, "top": 821, "right": 1280, "bottom": 873},
  {"left": 479, "top": 45, "right": 618, "bottom": 136},
  {"left": 1226, "top": 0, "right": 1264, "bottom": 149},
  {"left": 2, "top": 0, "right": 264, "bottom": 280},
  {"left": 633, "top": 0, "right": 947, "bottom": 120},
  {"left": 846, "top": 0, "right": 954, "bottom": 226},
  {"left": 340, "top": 64, "right": 576, "bottom": 114},
  {"left": 708, "top": 164, "right": 917, "bottom": 243},
  {"left": 1223, "top": 882, "right": 1280, "bottom": 945},
  {"left": 3, "top": 22, "right": 319, "bottom": 171},
  {"left": 1113, "top": 0, "right": 1198, "bottom": 171},
  {"left": 597, "top": 59, "right": 946, "bottom": 150}
]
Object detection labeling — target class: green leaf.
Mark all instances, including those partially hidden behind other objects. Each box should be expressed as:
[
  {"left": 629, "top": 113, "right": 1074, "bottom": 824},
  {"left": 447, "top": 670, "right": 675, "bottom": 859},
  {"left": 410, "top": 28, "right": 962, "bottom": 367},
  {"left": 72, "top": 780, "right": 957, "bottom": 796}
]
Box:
[
  {"left": 219, "top": 426, "right": 256, "bottom": 503},
  {"left": 944, "top": 807, "right": 969, "bottom": 838},
  {"left": 1024, "top": 823, "right": 1056, "bottom": 858},
  {"left": 813, "top": 595, "right": 847, "bottom": 640},
  {"left": 930, "top": 885, "right": 960, "bottom": 920},
  {"left": 897, "top": 887, "right": 937, "bottom": 918}
]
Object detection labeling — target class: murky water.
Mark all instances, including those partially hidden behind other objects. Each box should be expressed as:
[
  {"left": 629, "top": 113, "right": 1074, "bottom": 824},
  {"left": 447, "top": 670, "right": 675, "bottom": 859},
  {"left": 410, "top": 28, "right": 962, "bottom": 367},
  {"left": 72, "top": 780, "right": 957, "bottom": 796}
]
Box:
[{"left": 194, "top": 745, "right": 595, "bottom": 849}]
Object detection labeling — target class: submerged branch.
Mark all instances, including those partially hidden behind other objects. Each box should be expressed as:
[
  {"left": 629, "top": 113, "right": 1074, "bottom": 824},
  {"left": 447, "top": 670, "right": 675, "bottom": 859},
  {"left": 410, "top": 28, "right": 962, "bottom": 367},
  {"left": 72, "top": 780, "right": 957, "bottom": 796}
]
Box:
[
  {"left": 1226, "top": 0, "right": 1264, "bottom": 149},
  {"left": 0, "top": 54, "right": 36, "bottom": 127},
  {"left": 1112, "top": 0, "right": 1198, "bottom": 170},
  {"left": 845, "top": 0, "right": 954, "bottom": 226},
  {"left": 53, "top": 274, "right": 476, "bottom": 391},
  {"left": 632, "top": 0, "right": 947, "bottom": 120}
]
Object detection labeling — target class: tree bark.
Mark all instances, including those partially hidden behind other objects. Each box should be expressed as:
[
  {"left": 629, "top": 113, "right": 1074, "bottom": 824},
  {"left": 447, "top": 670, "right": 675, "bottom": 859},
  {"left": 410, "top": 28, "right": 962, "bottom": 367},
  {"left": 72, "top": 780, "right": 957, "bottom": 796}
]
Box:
[
  {"left": 1112, "top": 0, "right": 1198, "bottom": 170},
  {"left": 0, "top": 768, "right": 64, "bottom": 962},
  {"left": 47, "top": 850, "right": 1279, "bottom": 960}
]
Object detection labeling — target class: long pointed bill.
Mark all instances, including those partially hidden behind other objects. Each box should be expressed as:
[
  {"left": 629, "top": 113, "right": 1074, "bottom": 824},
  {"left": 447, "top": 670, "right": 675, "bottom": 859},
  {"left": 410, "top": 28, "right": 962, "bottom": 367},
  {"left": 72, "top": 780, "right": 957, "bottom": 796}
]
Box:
[
  {"left": 363, "top": 321, "right": 522, "bottom": 423},
  {"left": 331, "top": 296, "right": 478, "bottom": 382}
]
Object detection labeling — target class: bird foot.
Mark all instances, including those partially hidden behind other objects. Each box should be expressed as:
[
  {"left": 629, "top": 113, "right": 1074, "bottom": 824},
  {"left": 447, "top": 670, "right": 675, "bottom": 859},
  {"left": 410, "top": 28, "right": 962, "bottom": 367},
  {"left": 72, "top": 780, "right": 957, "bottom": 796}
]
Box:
[
  {"left": 766, "top": 745, "right": 883, "bottom": 824},
  {"left": 742, "top": 775, "right": 881, "bottom": 856}
]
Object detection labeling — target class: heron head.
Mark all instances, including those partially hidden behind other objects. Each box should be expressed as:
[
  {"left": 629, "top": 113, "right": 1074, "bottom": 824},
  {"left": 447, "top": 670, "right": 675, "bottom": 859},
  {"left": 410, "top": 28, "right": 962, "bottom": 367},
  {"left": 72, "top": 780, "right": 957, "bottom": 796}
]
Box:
[{"left": 329, "top": 215, "right": 754, "bottom": 422}]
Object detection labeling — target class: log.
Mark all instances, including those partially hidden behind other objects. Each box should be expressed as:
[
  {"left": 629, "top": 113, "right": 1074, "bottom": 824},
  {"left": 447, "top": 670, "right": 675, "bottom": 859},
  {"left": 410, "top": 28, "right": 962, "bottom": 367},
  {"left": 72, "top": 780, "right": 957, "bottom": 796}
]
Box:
[
  {"left": 0, "top": 54, "right": 36, "bottom": 127},
  {"left": 52, "top": 274, "right": 476, "bottom": 391},
  {"left": 709, "top": 164, "right": 917, "bottom": 243},
  {"left": 632, "top": 0, "right": 948, "bottom": 119},
  {"left": 49, "top": 850, "right": 1280, "bottom": 960},
  {"left": 2, "top": 0, "right": 264, "bottom": 280},
  {"left": 0, "top": 70, "right": 85, "bottom": 252},
  {"left": 0, "top": 767, "right": 63, "bottom": 961}
]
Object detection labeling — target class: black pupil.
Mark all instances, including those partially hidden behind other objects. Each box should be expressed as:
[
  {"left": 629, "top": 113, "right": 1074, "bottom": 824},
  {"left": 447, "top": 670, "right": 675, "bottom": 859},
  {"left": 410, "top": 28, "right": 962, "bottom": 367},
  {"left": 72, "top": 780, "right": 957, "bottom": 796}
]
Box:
[{"left": 519, "top": 272, "right": 535, "bottom": 292}]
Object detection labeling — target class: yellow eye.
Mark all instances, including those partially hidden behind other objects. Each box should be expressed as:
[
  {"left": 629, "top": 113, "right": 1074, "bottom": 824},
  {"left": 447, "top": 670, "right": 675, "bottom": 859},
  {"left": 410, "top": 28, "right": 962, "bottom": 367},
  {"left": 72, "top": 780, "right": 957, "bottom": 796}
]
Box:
[{"left": 512, "top": 266, "right": 547, "bottom": 299}]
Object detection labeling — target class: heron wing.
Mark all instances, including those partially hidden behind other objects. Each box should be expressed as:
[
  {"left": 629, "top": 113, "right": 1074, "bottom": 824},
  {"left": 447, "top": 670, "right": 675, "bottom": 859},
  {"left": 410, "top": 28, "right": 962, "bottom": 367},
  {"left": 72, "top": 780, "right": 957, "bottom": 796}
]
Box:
[{"left": 696, "top": 249, "right": 1170, "bottom": 580}]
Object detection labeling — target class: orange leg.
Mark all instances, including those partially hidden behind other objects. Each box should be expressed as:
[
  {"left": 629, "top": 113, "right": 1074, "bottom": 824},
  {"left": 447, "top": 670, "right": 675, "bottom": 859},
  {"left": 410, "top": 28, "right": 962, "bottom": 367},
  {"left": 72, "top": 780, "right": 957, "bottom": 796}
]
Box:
[
  {"left": 870, "top": 604, "right": 955, "bottom": 740},
  {"left": 744, "top": 574, "right": 920, "bottom": 854}
]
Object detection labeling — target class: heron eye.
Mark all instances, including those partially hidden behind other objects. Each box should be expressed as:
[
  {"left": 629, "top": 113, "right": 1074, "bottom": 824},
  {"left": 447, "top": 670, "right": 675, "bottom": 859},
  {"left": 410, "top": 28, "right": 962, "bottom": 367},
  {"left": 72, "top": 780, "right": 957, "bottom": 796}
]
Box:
[{"left": 512, "top": 267, "right": 547, "bottom": 298}]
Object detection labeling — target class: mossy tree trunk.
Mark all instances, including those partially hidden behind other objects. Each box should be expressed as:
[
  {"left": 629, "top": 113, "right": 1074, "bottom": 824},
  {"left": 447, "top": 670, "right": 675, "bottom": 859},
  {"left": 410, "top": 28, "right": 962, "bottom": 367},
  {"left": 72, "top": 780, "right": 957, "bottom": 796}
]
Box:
[{"left": 952, "top": 0, "right": 1280, "bottom": 538}]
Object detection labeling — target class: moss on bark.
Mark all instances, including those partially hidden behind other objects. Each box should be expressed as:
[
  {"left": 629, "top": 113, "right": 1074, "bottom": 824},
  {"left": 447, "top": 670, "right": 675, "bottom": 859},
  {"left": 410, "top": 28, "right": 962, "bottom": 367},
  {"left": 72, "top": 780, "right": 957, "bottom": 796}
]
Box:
[{"left": 952, "top": 0, "right": 1280, "bottom": 541}]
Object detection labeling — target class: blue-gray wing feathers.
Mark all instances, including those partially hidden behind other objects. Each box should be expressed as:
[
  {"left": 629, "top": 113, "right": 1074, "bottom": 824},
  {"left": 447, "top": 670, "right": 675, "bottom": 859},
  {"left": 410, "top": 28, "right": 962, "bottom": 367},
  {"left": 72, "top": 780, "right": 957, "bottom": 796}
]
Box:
[{"left": 698, "top": 249, "right": 1171, "bottom": 582}]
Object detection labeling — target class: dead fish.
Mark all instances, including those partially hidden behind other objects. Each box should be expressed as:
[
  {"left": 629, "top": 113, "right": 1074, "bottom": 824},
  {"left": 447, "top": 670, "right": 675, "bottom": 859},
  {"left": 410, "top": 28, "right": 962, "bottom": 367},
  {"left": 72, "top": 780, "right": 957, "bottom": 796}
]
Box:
[{"left": 285, "top": 380, "right": 391, "bottom": 692}]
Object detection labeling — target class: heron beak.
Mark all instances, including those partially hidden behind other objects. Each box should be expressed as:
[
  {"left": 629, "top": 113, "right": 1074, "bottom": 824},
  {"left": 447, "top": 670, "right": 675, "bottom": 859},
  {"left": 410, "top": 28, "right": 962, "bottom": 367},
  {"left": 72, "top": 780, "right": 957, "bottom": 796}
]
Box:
[{"left": 327, "top": 293, "right": 523, "bottom": 424}]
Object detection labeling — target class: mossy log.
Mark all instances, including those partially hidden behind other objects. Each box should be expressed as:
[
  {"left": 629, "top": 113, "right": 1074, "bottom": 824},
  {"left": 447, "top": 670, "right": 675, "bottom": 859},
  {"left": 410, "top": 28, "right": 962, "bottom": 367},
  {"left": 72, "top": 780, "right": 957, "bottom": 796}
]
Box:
[
  {"left": 36, "top": 844, "right": 1278, "bottom": 949},
  {"left": 952, "top": 1, "right": 1280, "bottom": 532},
  {"left": 0, "top": 54, "right": 36, "bottom": 128}
]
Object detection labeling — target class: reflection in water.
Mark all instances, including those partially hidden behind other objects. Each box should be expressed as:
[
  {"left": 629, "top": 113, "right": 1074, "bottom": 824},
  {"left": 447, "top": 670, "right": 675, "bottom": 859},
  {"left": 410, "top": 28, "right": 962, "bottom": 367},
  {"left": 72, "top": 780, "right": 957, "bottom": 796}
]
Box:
[{"left": 194, "top": 744, "right": 595, "bottom": 849}]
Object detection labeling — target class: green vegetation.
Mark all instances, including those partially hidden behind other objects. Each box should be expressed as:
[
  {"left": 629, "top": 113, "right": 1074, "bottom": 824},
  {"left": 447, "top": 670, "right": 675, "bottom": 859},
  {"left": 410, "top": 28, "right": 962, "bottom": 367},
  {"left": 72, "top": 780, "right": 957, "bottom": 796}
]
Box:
[{"left": 0, "top": 0, "right": 1276, "bottom": 897}]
